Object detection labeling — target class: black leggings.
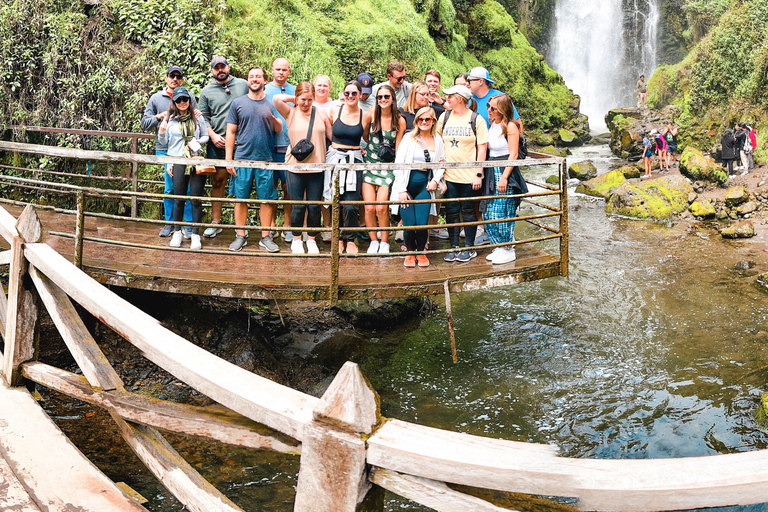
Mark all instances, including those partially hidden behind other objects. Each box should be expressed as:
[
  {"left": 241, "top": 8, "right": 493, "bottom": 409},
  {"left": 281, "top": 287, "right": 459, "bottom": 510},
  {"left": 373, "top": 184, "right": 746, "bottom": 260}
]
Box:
[
  {"left": 171, "top": 164, "right": 206, "bottom": 234},
  {"left": 722, "top": 159, "right": 734, "bottom": 175},
  {"left": 286, "top": 172, "right": 324, "bottom": 237},
  {"left": 340, "top": 170, "right": 363, "bottom": 242},
  {"left": 445, "top": 180, "right": 480, "bottom": 248}
]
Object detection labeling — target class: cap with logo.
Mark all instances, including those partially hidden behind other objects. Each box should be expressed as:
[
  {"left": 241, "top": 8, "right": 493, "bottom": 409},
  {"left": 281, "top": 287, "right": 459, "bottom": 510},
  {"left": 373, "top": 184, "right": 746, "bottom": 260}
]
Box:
[
  {"left": 172, "top": 86, "right": 191, "bottom": 101},
  {"left": 356, "top": 73, "right": 373, "bottom": 94},
  {"left": 167, "top": 65, "right": 184, "bottom": 77}
]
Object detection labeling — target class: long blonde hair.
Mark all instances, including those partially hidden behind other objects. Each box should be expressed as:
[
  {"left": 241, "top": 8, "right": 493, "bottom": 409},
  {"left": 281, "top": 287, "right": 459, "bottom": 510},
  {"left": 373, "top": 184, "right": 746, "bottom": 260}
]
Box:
[
  {"left": 490, "top": 94, "right": 516, "bottom": 135},
  {"left": 409, "top": 107, "right": 437, "bottom": 139},
  {"left": 404, "top": 81, "right": 428, "bottom": 114}
]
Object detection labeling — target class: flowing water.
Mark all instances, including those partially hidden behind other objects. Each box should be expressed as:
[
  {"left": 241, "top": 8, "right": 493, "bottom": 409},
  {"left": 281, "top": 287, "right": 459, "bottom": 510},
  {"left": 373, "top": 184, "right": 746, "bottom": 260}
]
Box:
[{"left": 44, "top": 145, "right": 768, "bottom": 510}]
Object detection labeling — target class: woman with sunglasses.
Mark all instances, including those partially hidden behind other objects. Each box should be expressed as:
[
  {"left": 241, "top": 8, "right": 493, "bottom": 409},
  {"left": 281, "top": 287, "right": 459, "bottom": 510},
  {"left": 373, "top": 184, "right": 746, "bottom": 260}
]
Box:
[
  {"left": 484, "top": 94, "right": 526, "bottom": 264},
  {"left": 391, "top": 107, "right": 445, "bottom": 267},
  {"left": 157, "top": 86, "right": 209, "bottom": 250},
  {"left": 362, "top": 85, "right": 405, "bottom": 254},
  {"left": 325, "top": 80, "right": 372, "bottom": 254},
  {"left": 399, "top": 81, "right": 430, "bottom": 131}
]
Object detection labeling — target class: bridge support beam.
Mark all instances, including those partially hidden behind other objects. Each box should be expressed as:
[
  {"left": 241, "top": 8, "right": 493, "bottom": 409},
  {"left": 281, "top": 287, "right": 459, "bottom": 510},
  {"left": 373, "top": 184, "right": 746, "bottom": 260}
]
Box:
[{"left": 294, "top": 361, "right": 380, "bottom": 512}]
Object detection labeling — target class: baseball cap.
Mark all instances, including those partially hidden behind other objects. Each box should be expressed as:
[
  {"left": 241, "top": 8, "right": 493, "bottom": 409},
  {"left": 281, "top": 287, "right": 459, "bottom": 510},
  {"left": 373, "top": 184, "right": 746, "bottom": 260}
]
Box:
[
  {"left": 467, "top": 66, "right": 495, "bottom": 84},
  {"left": 167, "top": 65, "right": 184, "bottom": 77},
  {"left": 210, "top": 56, "right": 228, "bottom": 68},
  {"left": 172, "top": 86, "right": 191, "bottom": 101},
  {"left": 442, "top": 85, "right": 471, "bottom": 100},
  {"left": 650, "top": 129, "right": 658, "bottom": 135},
  {"left": 356, "top": 73, "right": 373, "bottom": 94}
]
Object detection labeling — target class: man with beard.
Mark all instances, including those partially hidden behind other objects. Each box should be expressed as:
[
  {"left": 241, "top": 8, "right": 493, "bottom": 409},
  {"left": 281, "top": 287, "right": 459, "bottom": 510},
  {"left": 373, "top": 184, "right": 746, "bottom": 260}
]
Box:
[
  {"left": 198, "top": 56, "right": 248, "bottom": 238},
  {"left": 225, "top": 66, "right": 283, "bottom": 252}
]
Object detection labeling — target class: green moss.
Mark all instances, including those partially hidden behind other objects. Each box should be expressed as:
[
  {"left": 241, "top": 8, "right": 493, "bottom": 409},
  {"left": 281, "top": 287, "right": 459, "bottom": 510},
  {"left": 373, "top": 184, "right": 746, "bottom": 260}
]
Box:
[
  {"left": 606, "top": 176, "right": 693, "bottom": 220},
  {"left": 679, "top": 147, "right": 727, "bottom": 185},
  {"left": 689, "top": 199, "right": 716, "bottom": 217},
  {"left": 575, "top": 170, "right": 626, "bottom": 199}
]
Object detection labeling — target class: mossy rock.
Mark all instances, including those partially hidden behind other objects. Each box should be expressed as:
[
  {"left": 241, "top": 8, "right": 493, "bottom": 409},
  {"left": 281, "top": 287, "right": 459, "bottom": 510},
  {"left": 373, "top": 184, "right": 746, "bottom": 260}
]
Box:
[
  {"left": 724, "top": 187, "right": 749, "bottom": 207},
  {"left": 756, "top": 391, "right": 768, "bottom": 432},
  {"left": 575, "top": 170, "right": 626, "bottom": 199},
  {"left": 557, "top": 128, "right": 581, "bottom": 147},
  {"left": 545, "top": 174, "right": 559, "bottom": 184},
  {"left": 758, "top": 274, "right": 768, "bottom": 295},
  {"left": 539, "top": 145, "right": 568, "bottom": 157},
  {"left": 606, "top": 175, "right": 694, "bottom": 220},
  {"left": 615, "top": 165, "right": 641, "bottom": 179},
  {"left": 738, "top": 201, "right": 758, "bottom": 215},
  {"left": 533, "top": 133, "right": 555, "bottom": 146},
  {"left": 679, "top": 147, "right": 727, "bottom": 185},
  {"left": 689, "top": 199, "right": 716, "bottom": 218},
  {"left": 568, "top": 160, "right": 597, "bottom": 181},
  {"left": 720, "top": 221, "right": 755, "bottom": 239}
]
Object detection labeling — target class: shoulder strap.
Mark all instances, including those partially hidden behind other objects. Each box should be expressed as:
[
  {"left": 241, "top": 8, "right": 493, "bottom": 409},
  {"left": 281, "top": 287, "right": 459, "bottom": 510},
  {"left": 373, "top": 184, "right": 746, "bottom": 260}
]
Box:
[
  {"left": 337, "top": 104, "right": 344, "bottom": 120},
  {"left": 470, "top": 112, "right": 478, "bottom": 139},
  {"left": 443, "top": 109, "right": 452, "bottom": 126},
  {"left": 306, "top": 106, "right": 316, "bottom": 139}
]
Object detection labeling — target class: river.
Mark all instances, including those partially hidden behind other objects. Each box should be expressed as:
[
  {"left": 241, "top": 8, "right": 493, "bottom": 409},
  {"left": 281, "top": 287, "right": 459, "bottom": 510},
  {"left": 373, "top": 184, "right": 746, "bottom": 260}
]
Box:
[{"left": 43, "top": 143, "right": 768, "bottom": 511}]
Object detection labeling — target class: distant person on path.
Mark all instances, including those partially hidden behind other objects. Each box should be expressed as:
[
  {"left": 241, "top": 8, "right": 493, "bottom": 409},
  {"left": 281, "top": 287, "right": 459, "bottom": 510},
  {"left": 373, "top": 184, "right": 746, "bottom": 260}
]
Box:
[
  {"left": 720, "top": 128, "right": 737, "bottom": 177},
  {"left": 748, "top": 124, "right": 757, "bottom": 170},
  {"left": 141, "top": 65, "right": 198, "bottom": 238},
  {"left": 484, "top": 94, "right": 526, "bottom": 265},
  {"left": 371, "top": 61, "right": 411, "bottom": 108},
  {"left": 356, "top": 73, "right": 376, "bottom": 112},
  {"left": 265, "top": 58, "right": 297, "bottom": 242},
  {"left": 437, "top": 84, "right": 488, "bottom": 263},
  {"left": 198, "top": 56, "right": 248, "bottom": 238},
  {"left": 637, "top": 75, "right": 647, "bottom": 108},
  {"left": 225, "top": 66, "right": 283, "bottom": 252},
  {"left": 391, "top": 106, "right": 446, "bottom": 268},
  {"left": 363, "top": 85, "right": 405, "bottom": 254},
  {"left": 424, "top": 70, "right": 446, "bottom": 118},
  {"left": 662, "top": 123, "right": 679, "bottom": 169},
  {"left": 641, "top": 131, "right": 652, "bottom": 178},
  {"left": 652, "top": 129, "right": 668, "bottom": 173},
  {"left": 273, "top": 82, "right": 333, "bottom": 255},
  {"left": 736, "top": 123, "right": 751, "bottom": 175},
  {"left": 156, "top": 86, "right": 209, "bottom": 250}
]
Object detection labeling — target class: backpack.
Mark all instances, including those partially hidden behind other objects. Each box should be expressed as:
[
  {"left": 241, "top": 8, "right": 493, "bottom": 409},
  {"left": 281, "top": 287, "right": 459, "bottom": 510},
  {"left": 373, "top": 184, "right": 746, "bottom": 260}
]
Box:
[{"left": 744, "top": 134, "right": 753, "bottom": 153}]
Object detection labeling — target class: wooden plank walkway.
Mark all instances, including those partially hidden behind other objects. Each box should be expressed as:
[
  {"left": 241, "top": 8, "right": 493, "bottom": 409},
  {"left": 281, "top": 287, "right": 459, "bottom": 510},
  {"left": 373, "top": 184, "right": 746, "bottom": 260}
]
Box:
[
  {"left": 0, "top": 383, "right": 148, "bottom": 512},
  {"left": 1, "top": 203, "right": 561, "bottom": 301}
]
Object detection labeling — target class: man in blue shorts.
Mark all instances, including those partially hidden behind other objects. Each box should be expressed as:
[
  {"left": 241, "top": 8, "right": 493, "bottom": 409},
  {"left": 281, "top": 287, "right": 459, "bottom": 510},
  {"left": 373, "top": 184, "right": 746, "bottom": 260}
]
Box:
[{"left": 225, "top": 66, "right": 283, "bottom": 252}]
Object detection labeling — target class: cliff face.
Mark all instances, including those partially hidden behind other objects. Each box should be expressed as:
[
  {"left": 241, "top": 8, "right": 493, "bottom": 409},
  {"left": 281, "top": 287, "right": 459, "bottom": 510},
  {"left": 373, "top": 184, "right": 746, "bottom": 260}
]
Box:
[{"left": 0, "top": 0, "right": 577, "bottom": 134}]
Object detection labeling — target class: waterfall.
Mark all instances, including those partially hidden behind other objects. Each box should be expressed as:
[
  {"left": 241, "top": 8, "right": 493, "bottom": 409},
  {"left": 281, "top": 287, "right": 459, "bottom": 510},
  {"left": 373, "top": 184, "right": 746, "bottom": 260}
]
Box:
[{"left": 549, "top": 0, "right": 660, "bottom": 132}]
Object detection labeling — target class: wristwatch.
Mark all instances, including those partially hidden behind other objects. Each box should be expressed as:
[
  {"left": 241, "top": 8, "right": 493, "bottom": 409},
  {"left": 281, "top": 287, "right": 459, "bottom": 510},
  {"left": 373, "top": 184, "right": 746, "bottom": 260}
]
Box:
[{"left": 476, "top": 172, "right": 483, "bottom": 178}]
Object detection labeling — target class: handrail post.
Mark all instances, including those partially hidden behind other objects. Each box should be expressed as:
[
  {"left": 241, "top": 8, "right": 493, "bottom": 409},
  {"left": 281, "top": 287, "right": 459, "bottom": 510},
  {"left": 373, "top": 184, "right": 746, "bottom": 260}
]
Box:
[
  {"left": 559, "top": 158, "right": 569, "bottom": 277},
  {"left": 294, "top": 362, "right": 381, "bottom": 512},
  {"left": 130, "top": 136, "right": 139, "bottom": 218},
  {"left": 329, "top": 165, "right": 341, "bottom": 305},
  {"left": 74, "top": 191, "right": 85, "bottom": 269}
]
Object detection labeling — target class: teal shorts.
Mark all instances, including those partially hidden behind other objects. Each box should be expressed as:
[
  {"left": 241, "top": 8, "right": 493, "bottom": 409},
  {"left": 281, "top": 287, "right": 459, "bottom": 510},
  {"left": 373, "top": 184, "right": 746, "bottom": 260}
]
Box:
[{"left": 229, "top": 167, "right": 277, "bottom": 200}]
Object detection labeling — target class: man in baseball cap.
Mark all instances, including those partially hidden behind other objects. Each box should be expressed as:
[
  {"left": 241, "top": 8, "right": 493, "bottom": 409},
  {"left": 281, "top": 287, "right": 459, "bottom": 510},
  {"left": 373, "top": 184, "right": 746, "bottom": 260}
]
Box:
[
  {"left": 356, "top": 72, "right": 375, "bottom": 111},
  {"left": 466, "top": 66, "right": 521, "bottom": 130}
]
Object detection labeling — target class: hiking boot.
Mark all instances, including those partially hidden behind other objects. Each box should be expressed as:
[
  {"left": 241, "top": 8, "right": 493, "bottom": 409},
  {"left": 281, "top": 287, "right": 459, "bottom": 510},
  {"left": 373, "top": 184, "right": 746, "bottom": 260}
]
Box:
[
  {"left": 416, "top": 255, "right": 430, "bottom": 267},
  {"left": 403, "top": 255, "right": 416, "bottom": 268},
  {"left": 203, "top": 221, "right": 222, "bottom": 238},
  {"left": 306, "top": 239, "right": 320, "bottom": 254},
  {"left": 378, "top": 242, "right": 390, "bottom": 254},
  {"left": 456, "top": 250, "right": 477, "bottom": 263},
  {"left": 367, "top": 240, "right": 380, "bottom": 254},
  {"left": 159, "top": 225, "right": 173, "bottom": 237},
  {"left": 190, "top": 234, "right": 202, "bottom": 250},
  {"left": 290, "top": 239, "right": 305, "bottom": 254},
  {"left": 229, "top": 235, "right": 247, "bottom": 252},
  {"left": 169, "top": 230, "right": 183, "bottom": 248},
  {"left": 444, "top": 247, "right": 459, "bottom": 262},
  {"left": 259, "top": 235, "right": 280, "bottom": 253}
]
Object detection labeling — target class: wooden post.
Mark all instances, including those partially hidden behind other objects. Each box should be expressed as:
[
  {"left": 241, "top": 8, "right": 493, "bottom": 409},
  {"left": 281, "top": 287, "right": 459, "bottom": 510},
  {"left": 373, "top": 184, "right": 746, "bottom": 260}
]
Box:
[
  {"left": 443, "top": 281, "right": 458, "bottom": 364},
  {"left": 130, "top": 136, "right": 139, "bottom": 218},
  {"left": 558, "top": 158, "right": 569, "bottom": 277},
  {"left": 75, "top": 190, "right": 85, "bottom": 269},
  {"left": 294, "top": 361, "right": 380, "bottom": 512},
  {"left": 2, "top": 205, "right": 40, "bottom": 385},
  {"left": 329, "top": 166, "right": 341, "bottom": 305}
]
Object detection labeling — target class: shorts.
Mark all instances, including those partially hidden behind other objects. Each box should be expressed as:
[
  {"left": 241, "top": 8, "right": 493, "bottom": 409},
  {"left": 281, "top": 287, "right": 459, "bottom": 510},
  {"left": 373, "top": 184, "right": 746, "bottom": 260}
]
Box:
[
  {"left": 206, "top": 143, "right": 226, "bottom": 160},
  {"left": 229, "top": 167, "right": 277, "bottom": 200},
  {"left": 668, "top": 145, "right": 677, "bottom": 154},
  {"left": 644, "top": 150, "right": 652, "bottom": 158},
  {"left": 272, "top": 150, "right": 287, "bottom": 184}
]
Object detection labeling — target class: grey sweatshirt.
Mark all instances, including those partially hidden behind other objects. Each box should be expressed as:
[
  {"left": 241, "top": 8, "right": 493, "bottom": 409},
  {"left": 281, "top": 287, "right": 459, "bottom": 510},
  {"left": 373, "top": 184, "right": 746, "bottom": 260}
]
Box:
[
  {"left": 156, "top": 115, "right": 209, "bottom": 157},
  {"left": 198, "top": 76, "right": 249, "bottom": 137},
  {"left": 141, "top": 88, "right": 198, "bottom": 152}
]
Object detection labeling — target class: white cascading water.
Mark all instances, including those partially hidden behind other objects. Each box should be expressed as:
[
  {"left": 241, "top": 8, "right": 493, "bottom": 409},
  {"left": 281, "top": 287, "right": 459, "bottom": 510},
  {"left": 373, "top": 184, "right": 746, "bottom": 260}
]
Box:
[{"left": 549, "top": 0, "right": 660, "bottom": 132}]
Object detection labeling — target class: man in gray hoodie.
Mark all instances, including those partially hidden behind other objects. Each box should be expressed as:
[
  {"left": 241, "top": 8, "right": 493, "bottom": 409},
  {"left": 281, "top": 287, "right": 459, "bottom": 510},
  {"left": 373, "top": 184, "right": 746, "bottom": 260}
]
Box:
[{"left": 141, "top": 65, "right": 198, "bottom": 237}]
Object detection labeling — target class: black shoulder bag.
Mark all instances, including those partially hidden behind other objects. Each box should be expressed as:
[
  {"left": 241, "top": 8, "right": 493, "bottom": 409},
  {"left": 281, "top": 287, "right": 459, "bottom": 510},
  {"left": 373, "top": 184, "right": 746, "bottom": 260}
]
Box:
[{"left": 290, "top": 106, "right": 316, "bottom": 162}]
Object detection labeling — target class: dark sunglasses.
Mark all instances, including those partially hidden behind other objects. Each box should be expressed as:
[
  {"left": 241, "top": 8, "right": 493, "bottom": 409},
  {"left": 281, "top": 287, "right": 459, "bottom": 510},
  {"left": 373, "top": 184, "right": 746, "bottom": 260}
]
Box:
[
  {"left": 223, "top": 85, "right": 231, "bottom": 95},
  {"left": 168, "top": 73, "right": 183, "bottom": 80},
  {"left": 377, "top": 94, "right": 392, "bottom": 100},
  {"left": 343, "top": 91, "right": 359, "bottom": 98},
  {"left": 423, "top": 149, "right": 431, "bottom": 162},
  {"left": 174, "top": 97, "right": 190, "bottom": 103},
  {"left": 487, "top": 105, "right": 497, "bottom": 112},
  {"left": 417, "top": 117, "right": 434, "bottom": 124},
  {"left": 213, "top": 64, "right": 228, "bottom": 70},
  {"left": 390, "top": 75, "right": 406, "bottom": 82},
  {"left": 467, "top": 78, "right": 482, "bottom": 83}
]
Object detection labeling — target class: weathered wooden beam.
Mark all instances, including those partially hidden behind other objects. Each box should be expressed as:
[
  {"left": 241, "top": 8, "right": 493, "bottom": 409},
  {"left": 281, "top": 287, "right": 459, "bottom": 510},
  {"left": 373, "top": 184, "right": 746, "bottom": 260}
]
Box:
[
  {"left": 369, "top": 468, "right": 516, "bottom": 512},
  {"left": 0, "top": 250, "right": 11, "bottom": 265},
  {"left": 0, "top": 206, "right": 20, "bottom": 244},
  {"left": 2, "top": 232, "right": 37, "bottom": 385},
  {"left": 21, "top": 362, "right": 300, "bottom": 454},
  {"left": 29, "top": 268, "right": 123, "bottom": 391},
  {"left": 0, "top": 454, "right": 42, "bottom": 511},
  {"left": 110, "top": 412, "right": 244, "bottom": 512},
  {"left": 24, "top": 243, "right": 317, "bottom": 441}
]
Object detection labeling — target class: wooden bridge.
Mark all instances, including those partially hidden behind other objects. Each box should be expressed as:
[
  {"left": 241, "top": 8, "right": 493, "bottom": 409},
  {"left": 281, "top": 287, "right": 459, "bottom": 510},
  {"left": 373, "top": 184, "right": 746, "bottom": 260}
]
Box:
[{"left": 2, "top": 203, "right": 768, "bottom": 511}]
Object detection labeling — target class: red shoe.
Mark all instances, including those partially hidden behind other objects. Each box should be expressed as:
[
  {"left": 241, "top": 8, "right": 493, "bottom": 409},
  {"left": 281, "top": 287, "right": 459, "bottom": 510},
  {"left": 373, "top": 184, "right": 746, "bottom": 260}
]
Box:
[
  {"left": 403, "top": 255, "right": 416, "bottom": 267},
  {"left": 416, "top": 255, "right": 430, "bottom": 267}
]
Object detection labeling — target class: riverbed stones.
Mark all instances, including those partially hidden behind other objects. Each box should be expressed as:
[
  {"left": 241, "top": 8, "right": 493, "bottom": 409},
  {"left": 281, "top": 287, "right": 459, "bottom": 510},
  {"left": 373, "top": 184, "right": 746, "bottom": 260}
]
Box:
[
  {"left": 679, "top": 147, "right": 727, "bottom": 185},
  {"left": 558, "top": 128, "right": 580, "bottom": 146},
  {"left": 719, "top": 221, "right": 755, "bottom": 238},
  {"left": 724, "top": 186, "right": 749, "bottom": 207},
  {"left": 689, "top": 199, "right": 715, "bottom": 218},
  {"left": 568, "top": 160, "right": 597, "bottom": 181},
  {"left": 575, "top": 170, "right": 626, "bottom": 199},
  {"left": 606, "top": 174, "right": 694, "bottom": 219},
  {"left": 738, "top": 201, "right": 758, "bottom": 216},
  {"left": 533, "top": 133, "right": 554, "bottom": 146}
]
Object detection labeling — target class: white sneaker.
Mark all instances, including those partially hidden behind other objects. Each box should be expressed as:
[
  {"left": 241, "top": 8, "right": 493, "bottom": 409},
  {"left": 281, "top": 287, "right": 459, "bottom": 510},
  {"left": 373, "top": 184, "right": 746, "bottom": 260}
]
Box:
[
  {"left": 486, "top": 247, "right": 501, "bottom": 261},
  {"left": 190, "top": 234, "right": 202, "bottom": 250},
  {"left": 492, "top": 248, "right": 516, "bottom": 264},
  {"left": 321, "top": 231, "right": 332, "bottom": 242},
  {"left": 395, "top": 230, "right": 404, "bottom": 242},
  {"left": 170, "top": 230, "right": 183, "bottom": 248},
  {"left": 306, "top": 239, "right": 320, "bottom": 254},
  {"left": 291, "top": 239, "right": 305, "bottom": 254},
  {"left": 378, "top": 242, "right": 390, "bottom": 254},
  {"left": 367, "top": 240, "right": 380, "bottom": 254},
  {"left": 460, "top": 228, "right": 465, "bottom": 238},
  {"left": 477, "top": 225, "right": 485, "bottom": 236}
]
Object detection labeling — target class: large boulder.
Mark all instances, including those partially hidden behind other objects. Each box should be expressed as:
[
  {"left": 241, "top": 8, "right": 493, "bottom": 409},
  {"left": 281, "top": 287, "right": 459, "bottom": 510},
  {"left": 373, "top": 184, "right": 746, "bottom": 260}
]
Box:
[
  {"left": 606, "top": 174, "right": 694, "bottom": 220},
  {"left": 614, "top": 165, "right": 641, "bottom": 179},
  {"left": 568, "top": 160, "right": 597, "bottom": 181},
  {"left": 538, "top": 145, "right": 569, "bottom": 158},
  {"left": 679, "top": 147, "right": 727, "bottom": 185},
  {"left": 558, "top": 128, "right": 580, "bottom": 146},
  {"left": 575, "top": 170, "right": 626, "bottom": 199},
  {"left": 720, "top": 221, "right": 755, "bottom": 239},
  {"left": 605, "top": 106, "right": 678, "bottom": 158},
  {"left": 724, "top": 186, "right": 749, "bottom": 207}
]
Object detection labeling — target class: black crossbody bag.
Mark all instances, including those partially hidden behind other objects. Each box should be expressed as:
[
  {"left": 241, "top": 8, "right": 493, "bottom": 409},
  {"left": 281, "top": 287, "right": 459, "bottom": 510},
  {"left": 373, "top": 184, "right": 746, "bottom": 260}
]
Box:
[{"left": 290, "top": 106, "right": 316, "bottom": 161}]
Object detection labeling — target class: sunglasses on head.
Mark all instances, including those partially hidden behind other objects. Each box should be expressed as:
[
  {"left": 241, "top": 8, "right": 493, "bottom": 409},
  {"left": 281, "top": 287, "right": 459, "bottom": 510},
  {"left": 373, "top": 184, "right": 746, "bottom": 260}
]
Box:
[
  {"left": 174, "top": 97, "right": 190, "bottom": 103},
  {"left": 168, "top": 73, "right": 183, "bottom": 80},
  {"left": 343, "top": 91, "right": 359, "bottom": 98},
  {"left": 377, "top": 94, "right": 392, "bottom": 100}
]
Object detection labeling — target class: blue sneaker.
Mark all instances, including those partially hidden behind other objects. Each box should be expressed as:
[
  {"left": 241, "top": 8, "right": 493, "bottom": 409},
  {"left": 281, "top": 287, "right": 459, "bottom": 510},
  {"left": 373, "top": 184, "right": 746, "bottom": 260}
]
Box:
[{"left": 444, "top": 247, "right": 459, "bottom": 262}]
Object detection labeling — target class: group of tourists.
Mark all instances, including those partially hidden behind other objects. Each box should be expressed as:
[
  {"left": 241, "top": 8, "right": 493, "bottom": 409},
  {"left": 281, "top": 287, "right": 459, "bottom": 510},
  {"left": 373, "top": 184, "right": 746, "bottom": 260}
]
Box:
[
  {"left": 721, "top": 123, "right": 757, "bottom": 177},
  {"left": 142, "top": 58, "right": 526, "bottom": 266},
  {"left": 640, "top": 123, "right": 678, "bottom": 178}
]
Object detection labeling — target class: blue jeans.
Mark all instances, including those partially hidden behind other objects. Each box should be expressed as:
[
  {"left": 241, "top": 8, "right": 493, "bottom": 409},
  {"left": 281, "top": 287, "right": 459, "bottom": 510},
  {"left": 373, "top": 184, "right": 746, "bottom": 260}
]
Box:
[{"left": 158, "top": 150, "right": 192, "bottom": 222}]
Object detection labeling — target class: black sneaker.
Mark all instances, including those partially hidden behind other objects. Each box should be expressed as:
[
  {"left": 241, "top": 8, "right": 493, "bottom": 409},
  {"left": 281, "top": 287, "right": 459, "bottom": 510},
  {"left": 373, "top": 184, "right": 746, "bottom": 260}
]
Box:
[
  {"left": 456, "top": 250, "right": 477, "bottom": 263},
  {"left": 444, "top": 247, "right": 459, "bottom": 262}
]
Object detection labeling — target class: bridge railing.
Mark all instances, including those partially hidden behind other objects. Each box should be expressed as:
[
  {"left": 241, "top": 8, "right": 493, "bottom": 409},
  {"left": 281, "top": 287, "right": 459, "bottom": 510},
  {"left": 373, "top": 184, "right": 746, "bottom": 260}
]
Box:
[{"left": 2, "top": 205, "right": 768, "bottom": 512}]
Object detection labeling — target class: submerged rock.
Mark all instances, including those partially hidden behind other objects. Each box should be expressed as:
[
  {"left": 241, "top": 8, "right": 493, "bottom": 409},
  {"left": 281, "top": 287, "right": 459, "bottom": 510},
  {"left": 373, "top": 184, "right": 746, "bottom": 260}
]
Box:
[
  {"left": 689, "top": 199, "right": 716, "bottom": 218},
  {"left": 679, "top": 147, "right": 727, "bottom": 186},
  {"left": 575, "top": 170, "right": 626, "bottom": 199},
  {"left": 568, "top": 160, "right": 597, "bottom": 181},
  {"left": 724, "top": 186, "right": 749, "bottom": 207},
  {"left": 606, "top": 174, "right": 693, "bottom": 220},
  {"left": 720, "top": 221, "right": 755, "bottom": 238}
]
